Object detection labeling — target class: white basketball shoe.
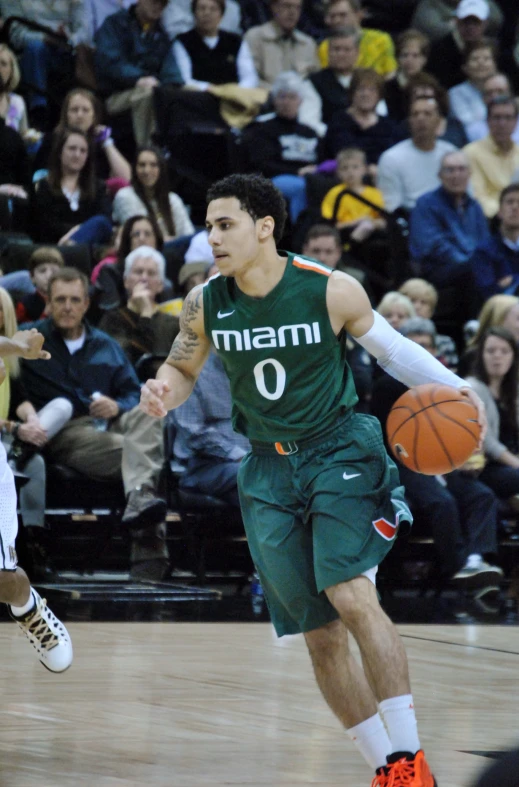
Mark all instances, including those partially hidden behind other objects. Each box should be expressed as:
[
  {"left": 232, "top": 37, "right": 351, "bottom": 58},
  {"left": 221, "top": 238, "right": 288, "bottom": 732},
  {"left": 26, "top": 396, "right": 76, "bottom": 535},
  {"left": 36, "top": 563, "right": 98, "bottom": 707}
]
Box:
[{"left": 10, "top": 588, "right": 73, "bottom": 672}]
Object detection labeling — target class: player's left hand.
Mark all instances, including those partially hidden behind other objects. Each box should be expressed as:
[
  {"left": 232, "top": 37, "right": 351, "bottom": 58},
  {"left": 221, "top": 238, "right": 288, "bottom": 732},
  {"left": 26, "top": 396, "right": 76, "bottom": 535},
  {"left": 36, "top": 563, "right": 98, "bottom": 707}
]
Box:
[{"left": 459, "top": 386, "right": 486, "bottom": 448}]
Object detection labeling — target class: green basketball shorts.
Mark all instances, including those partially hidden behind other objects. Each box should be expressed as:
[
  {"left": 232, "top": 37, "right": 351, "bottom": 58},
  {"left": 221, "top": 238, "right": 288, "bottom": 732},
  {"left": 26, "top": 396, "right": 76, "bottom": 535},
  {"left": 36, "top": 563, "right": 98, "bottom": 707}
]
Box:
[{"left": 238, "top": 412, "right": 412, "bottom": 637}]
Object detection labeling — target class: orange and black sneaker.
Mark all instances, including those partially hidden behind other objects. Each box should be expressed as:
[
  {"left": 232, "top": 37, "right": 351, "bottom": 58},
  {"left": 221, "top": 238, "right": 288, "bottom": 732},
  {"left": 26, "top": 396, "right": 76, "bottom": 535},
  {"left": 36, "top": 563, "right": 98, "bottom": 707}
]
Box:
[
  {"left": 383, "top": 750, "right": 437, "bottom": 786},
  {"left": 371, "top": 765, "right": 390, "bottom": 787}
]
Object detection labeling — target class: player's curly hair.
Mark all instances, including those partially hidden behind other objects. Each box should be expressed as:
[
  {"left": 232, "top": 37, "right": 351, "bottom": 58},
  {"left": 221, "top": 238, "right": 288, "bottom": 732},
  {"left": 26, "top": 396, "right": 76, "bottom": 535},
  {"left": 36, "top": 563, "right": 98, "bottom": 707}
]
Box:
[{"left": 207, "top": 174, "right": 287, "bottom": 244}]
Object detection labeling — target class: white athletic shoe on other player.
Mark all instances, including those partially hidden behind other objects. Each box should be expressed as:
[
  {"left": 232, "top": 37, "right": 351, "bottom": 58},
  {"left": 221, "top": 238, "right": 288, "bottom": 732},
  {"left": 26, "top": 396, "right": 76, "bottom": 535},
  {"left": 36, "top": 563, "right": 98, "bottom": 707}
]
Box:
[{"left": 10, "top": 588, "right": 73, "bottom": 672}]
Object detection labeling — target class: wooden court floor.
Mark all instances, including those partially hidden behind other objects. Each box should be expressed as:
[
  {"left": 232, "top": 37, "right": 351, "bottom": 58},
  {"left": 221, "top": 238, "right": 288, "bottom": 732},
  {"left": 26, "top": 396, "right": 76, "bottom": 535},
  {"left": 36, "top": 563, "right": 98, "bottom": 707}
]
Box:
[{"left": 0, "top": 622, "right": 517, "bottom": 787}]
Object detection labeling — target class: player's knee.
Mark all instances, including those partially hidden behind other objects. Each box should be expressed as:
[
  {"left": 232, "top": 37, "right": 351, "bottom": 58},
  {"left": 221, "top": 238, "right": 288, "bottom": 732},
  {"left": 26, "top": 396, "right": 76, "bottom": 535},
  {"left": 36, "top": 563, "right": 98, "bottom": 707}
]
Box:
[
  {"left": 304, "top": 618, "right": 346, "bottom": 661},
  {"left": 325, "top": 576, "right": 377, "bottom": 629}
]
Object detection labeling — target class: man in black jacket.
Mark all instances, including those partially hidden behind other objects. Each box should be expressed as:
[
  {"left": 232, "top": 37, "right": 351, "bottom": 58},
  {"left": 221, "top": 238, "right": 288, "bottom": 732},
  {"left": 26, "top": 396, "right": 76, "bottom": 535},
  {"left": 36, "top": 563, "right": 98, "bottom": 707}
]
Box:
[
  {"left": 308, "top": 27, "right": 360, "bottom": 127},
  {"left": 241, "top": 70, "right": 321, "bottom": 223}
]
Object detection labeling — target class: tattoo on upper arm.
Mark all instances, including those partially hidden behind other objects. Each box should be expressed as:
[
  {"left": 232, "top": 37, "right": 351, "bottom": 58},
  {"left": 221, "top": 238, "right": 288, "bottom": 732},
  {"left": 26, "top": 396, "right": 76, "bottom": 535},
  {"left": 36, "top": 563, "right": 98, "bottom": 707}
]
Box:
[{"left": 167, "top": 288, "right": 203, "bottom": 362}]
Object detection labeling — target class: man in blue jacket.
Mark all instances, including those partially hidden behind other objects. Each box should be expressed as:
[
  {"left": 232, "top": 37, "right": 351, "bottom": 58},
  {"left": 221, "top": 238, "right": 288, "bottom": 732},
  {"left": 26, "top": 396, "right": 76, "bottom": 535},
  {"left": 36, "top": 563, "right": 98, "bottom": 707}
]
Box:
[
  {"left": 409, "top": 149, "right": 489, "bottom": 328},
  {"left": 470, "top": 184, "right": 519, "bottom": 300},
  {"left": 19, "top": 268, "right": 168, "bottom": 573},
  {"left": 94, "top": 0, "right": 183, "bottom": 146}
]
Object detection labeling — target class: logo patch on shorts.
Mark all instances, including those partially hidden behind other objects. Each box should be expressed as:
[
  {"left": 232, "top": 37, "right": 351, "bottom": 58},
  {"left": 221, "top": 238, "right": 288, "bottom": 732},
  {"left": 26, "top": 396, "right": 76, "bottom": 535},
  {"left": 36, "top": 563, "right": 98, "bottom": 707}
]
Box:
[{"left": 372, "top": 517, "right": 397, "bottom": 541}]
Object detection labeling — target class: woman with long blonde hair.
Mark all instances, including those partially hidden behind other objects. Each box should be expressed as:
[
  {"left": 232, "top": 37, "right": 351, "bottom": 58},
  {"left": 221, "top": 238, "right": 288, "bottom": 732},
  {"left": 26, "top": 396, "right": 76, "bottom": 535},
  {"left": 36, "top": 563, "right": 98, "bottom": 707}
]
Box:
[
  {"left": 0, "top": 44, "right": 29, "bottom": 138},
  {"left": 460, "top": 295, "right": 519, "bottom": 376},
  {"left": 0, "top": 287, "right": 73, "bottom": 577}
]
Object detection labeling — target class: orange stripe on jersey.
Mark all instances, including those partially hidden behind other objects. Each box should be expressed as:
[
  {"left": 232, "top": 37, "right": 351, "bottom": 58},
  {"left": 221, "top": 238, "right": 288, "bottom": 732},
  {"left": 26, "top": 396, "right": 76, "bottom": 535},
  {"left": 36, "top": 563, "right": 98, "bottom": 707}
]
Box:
[
  {"left": 292, "top": 257, "right": 332, "bottom": 276},
  {"left": 275, "top": 442, "right": 290, "bottom": 455}
]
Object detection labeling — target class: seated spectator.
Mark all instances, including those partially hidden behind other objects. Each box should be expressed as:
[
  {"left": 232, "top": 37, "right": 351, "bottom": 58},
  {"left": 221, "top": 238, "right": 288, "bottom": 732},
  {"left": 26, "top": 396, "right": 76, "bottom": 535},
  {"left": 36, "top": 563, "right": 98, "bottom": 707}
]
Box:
[
  {"left": 240, "top": 71, "right": 321, "bottom": 223},
  {"left": 317, "top": 0, "right": 397, "bottom": 78},
  {"left": 98, "top": 246, "right": 179, "bottom": 370},
  {"left": 2, "top": 0, "right": 81, "bottom": 129},
  {"left": 466, "top": 326, "right": 519, "bottom": 501},
  {"left": 113, "top": 147, "right": 194, "bottom": 242},
  {"left": 33, "top": 88, "right": 131, "bottom": 184},
  {"left": 471, "top": 184, "right": 519, "bottom": 300},
  {"left": 301, "top": 223, "right": 344, "bottom": 268},
  {"left": 460, "top": 292, "right": 519, "bottom": 375},
  {"left": 79, "top": 0, "right": 134, "bottom": 45},
  {"left": 0, "top": 286, "right": 73, "bottom": 578},
  {"left": 31, "top": 128, "right": 112, "bottom": 246},
  {"left": 377, "top": 96, "right": 457, "bottom": 213},
  {"left": 0, "top": 45, "right": 30, "bottom": 139},
  {"left": 399, "top": 73, "right": 468, "bottom": 148},
  {"left": 243, "top": 0, "right": 319, "bottom": 89},
  {"left": 325, "top": 69, "right": 399, "bottom": 167},
  {"left": 371, "top": 314, "right": 503, "bottom": 594},
  {"left": 384, "top": 29, "right": 431, "bottom": 122},
  {"left": 173, "top": 0, "right": 257, "bottom": 92},
  {"left": 162, "top": 0, "right": 242, "bottom": 39},
  {"left": 465, "top": 72, "right": 519, "bottom": 142},
  {"left": 21, "top": 267, "right": 170, "bottom": 580},
  {"left": 91, "top": 213, "right": 163, "bottom": 283},
  {"left": 449, "top": 40, "right": 497, "bottom": 133},
  {"left": 240, "top": 0, "right": 325, "bottom": 39},
  {"left": 306, "top": 27, "right": 360, "bottom": 128},
  {"left": 171, "top": 347, "right": 250, "bottom": 509},
  {"left": 464, "top": 96, "right": 519, "bottom": 218},
  {"left": 426, "top": 0, "right": 491, "bottom": 90},
  {"left": 0, "top": 115, "right": 31, "bottom": 233},
  {"left": 412, "top": 0, "right": 502, "bottom": 44},
  {"left": 94, "top": 0, "right": 183, "bottom": 147},
  {"left": 92, "top": 214, "right": 167, "bottom": 318},
  {"left": 16, "top": 247, "right": 65, "bottom": 325},
  {"left": 321, "top": 147, "right": 385, "bottom": 243},
  {"left": 399, "top": 277, "right": 459, "bottom": 369},
  {"left": 377, "top": 291, "right": 416, "bottom": 329},
  {"left": 409, "top": 150, "right": 489, "bottom": 289}
]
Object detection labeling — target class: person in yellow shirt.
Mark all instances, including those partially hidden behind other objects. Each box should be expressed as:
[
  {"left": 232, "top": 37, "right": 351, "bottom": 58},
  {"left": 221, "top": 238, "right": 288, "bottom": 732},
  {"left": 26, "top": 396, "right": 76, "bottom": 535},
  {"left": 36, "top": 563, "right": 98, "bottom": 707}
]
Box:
[
  {"left": 321, "top": 147, "right": 386, "bottom": 242},
  {"left": 318, "top": 0, "right": 396, "bottom": 78}
]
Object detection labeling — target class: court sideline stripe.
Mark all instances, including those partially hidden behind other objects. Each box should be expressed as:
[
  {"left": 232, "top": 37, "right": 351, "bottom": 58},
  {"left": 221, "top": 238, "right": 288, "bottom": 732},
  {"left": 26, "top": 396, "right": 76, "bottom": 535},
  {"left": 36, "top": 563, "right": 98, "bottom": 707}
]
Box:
[{"left": 401, "top": 633, "right": 519, "bottom": 657}]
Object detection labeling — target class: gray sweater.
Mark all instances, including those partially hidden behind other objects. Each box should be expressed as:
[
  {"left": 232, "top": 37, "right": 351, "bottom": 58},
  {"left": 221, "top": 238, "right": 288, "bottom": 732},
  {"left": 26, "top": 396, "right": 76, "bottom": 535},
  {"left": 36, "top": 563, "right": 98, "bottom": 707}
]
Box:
[{"left": 465, "top": 376, "right": 519, "bottom": 461}]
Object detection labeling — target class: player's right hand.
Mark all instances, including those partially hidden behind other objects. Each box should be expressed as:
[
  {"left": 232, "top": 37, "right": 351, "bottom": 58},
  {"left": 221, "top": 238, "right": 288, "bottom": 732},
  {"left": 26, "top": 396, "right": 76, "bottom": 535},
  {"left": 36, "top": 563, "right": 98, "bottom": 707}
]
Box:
[
  {"left": 12, "top": 329, "right": 51, "bottom": 360},
  {"left": 140, "top": 379, "right": 170, "bottom": 418}
]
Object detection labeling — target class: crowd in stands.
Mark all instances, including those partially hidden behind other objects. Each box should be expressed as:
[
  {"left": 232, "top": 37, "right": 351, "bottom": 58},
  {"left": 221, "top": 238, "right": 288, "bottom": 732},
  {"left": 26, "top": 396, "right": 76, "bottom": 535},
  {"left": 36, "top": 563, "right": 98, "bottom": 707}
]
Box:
[{"left": 1, "top": 0, "right": 519, "bottom": 605}]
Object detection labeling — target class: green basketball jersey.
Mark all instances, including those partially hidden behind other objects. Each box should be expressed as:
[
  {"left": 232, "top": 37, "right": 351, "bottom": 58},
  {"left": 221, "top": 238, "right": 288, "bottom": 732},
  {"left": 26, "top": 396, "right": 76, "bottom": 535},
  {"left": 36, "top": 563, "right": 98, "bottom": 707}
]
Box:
[{"left": 202, "top": 251, "right": 358, "bottom": 441}]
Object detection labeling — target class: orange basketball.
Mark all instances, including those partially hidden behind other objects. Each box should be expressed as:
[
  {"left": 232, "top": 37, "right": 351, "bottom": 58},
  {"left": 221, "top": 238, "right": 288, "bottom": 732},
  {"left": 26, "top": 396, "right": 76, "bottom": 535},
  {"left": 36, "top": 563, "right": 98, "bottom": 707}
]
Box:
[{"left": 386, "top": 383, "right": 481, "bottom": 475}]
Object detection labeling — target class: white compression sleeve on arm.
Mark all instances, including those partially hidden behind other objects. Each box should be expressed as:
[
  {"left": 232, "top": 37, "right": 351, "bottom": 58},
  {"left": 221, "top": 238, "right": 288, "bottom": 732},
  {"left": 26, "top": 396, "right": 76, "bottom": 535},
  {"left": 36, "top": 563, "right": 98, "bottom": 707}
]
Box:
[{"left": 354, "top": 311, "right": 468, "bottom": 389}]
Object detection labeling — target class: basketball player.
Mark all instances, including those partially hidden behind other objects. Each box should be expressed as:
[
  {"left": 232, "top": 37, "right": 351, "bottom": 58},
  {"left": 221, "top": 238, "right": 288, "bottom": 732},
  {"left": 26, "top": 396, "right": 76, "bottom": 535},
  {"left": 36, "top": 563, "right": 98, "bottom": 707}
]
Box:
[
  {"left": 0, "top": 328, "right": 72, "bottom": 673},
  {"left": 140, "top": 174, "right": 485, "bottom": 786}
]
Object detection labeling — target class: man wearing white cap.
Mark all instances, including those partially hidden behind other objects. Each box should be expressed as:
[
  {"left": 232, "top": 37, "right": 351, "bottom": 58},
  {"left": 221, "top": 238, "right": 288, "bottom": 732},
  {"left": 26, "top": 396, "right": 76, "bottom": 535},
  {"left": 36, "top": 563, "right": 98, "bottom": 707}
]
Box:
[
  {"left": 412, "top": 0, "right": 502, "bottom": 44},
  {"left": 426, "top": 0, "right": 490, "bottom": 89}
]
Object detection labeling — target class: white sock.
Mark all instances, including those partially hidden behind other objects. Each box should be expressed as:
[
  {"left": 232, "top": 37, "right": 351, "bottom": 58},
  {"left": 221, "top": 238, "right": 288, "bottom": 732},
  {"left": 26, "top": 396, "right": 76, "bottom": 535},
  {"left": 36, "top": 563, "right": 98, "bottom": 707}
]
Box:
[
  {"left": 10, "top": 589, "right": 35, "bottom": 617},
  {"left": 346, "top": 712, "right": 392, "bottom": 770},
  {"left": 466, "top": 554, "right": 482, "bottom": 569},
  {"left": 379, "top": 694, "right": 421, "bottom": 755}
]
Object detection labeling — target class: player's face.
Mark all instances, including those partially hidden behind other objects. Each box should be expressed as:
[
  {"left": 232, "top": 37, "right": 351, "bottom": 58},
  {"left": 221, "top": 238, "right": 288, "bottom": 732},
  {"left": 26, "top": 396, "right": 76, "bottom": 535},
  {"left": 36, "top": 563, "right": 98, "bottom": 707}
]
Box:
[
  {"left": 66, "top": 94, "right": 95, "bottom": 132},
  {"left": 302, "top": 236, "right": 342, "bottom": 268},
  {"left": 32, "top": 263, "right": 62, "bottom": 295},
  {"left": 398, "top": 42, "right": 426, "bottom": 77},
  {"left": 206, "top": 197, "right": 264, "bottom": 277},
  {"left": 501, "top": 303, "right": 519, "bottom": 343},
  {"left": 499, "top": 191, "right": 519, "bottom": 230},
  {"left": 48, "top": 279, "right": 89, "bottom": 333},
  {"left": 483, "top": 335, "right": 515, "bottom": 378}
]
